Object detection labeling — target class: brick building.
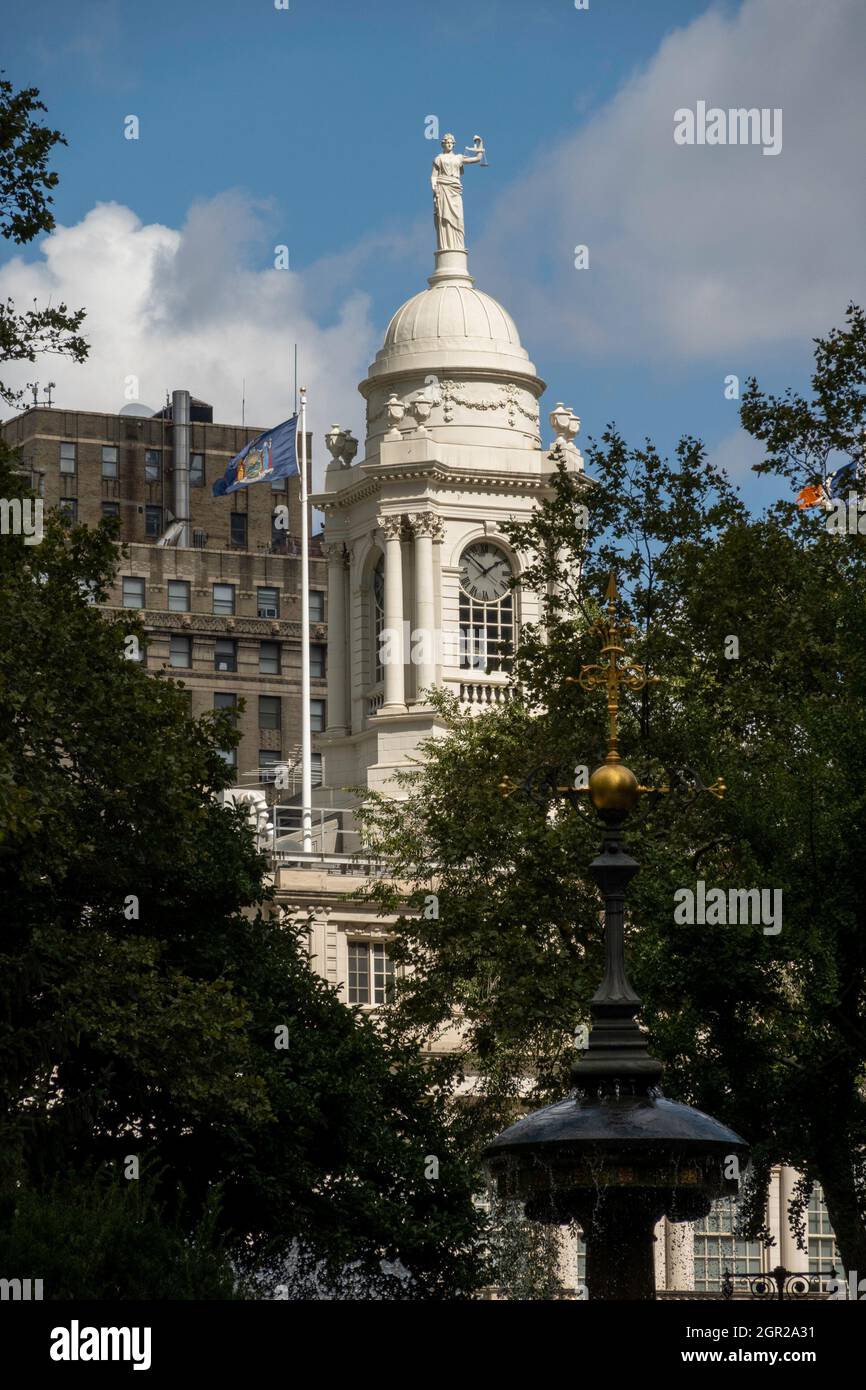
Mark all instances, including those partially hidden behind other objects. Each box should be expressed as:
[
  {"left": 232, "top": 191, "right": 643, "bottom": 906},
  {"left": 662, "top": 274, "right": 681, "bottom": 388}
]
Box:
[{"left": 2, "top": 392, "right": 328, "bottom": 788}]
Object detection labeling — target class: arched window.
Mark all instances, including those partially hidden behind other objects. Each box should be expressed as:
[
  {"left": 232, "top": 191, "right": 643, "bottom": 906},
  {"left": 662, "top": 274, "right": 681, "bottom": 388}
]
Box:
[
  {"left": 373, "top": 553, "right": 385, "bottom": 683},
  {"left": 458, "top": 541, "right": 515, "bottom": 672}
]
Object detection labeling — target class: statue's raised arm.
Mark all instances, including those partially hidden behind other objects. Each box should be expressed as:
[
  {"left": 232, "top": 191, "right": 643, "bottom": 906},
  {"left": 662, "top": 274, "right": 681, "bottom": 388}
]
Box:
[{"left": 431, "top": 132, "right": 485, "bottom": 253}]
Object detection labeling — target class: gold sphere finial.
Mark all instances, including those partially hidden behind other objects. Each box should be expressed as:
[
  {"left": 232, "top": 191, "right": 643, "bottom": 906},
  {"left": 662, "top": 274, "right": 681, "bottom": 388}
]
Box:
[{"left": 588, "top": 762, "right": 640, "bottom": 815}]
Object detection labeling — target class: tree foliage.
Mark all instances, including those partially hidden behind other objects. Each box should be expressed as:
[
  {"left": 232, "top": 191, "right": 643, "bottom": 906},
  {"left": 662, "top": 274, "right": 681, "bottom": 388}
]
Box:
[
  {"left": 0, "top": 446, "right": 486, "bottom": 1298},
  {"left": 0, "top": 74, "right": 87, "bottom": 406}
]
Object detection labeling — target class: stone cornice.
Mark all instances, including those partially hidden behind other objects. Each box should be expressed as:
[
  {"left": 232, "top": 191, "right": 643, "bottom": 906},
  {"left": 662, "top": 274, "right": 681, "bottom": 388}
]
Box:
[
  {"left": 101, "top": 606, "right": 325, "bottom": 639},
  {"left": 313, "top": 463, "right": 556, "bottom": 512},
  {"left": 358, "top": 362, "right": 546, "bottom": 400}
]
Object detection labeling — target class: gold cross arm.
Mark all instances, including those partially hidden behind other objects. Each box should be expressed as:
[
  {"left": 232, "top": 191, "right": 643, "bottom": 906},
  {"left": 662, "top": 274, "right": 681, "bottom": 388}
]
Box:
[{"left": 566, "top": 573, "right": 660, "bottom": 763}]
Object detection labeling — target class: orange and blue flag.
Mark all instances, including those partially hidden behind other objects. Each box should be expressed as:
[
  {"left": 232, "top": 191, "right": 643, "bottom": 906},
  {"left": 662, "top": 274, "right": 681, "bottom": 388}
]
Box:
[{"left": 796, "top": 483, "right": 825, "bottom": 508}]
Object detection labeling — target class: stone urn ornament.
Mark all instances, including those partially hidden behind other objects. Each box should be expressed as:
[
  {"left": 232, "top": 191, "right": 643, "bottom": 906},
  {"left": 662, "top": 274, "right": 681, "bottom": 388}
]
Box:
[
  {"left": 384, "top": 393, "right": 406, "bottom": 440},
  {"left": 549, "top": 402, "right": 573, "bottom": 445},
  {"left": 340, "top": 430, "right": 359, "bottom": 466},
  {"left": 325, "top": 423, "right": 346, "bottom": 468},
  {"left": 410, "top": 395, "right": 433, "bottom": 435}
]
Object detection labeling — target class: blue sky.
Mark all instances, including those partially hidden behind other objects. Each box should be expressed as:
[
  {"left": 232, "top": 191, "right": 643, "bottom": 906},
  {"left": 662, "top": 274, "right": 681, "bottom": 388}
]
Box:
[{"left": 2, "top": 0, "right": 865, "bottom": 510}]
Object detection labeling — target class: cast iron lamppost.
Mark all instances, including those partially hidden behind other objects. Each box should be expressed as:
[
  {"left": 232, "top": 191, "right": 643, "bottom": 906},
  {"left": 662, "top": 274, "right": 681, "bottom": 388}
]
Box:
[{"left": 483, "top": 576, "right": 750, "bottom": 1300}]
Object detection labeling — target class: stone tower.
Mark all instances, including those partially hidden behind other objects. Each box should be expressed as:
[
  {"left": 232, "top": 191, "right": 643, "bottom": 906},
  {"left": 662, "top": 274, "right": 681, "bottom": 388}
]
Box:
[{"left": 315, "top": 231, "right": 582, "bottom": 799}]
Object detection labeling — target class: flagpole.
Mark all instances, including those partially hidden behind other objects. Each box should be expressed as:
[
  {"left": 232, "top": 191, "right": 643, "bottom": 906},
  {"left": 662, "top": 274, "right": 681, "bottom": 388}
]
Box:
[{"left": 299, "top": 385, "right": 313, "bottom": 854}]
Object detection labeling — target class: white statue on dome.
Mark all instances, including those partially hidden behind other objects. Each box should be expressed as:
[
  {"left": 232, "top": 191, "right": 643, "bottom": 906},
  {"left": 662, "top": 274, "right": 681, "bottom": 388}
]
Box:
[{"left": 432, "top": 133, "right": 485, "bottom": 252}]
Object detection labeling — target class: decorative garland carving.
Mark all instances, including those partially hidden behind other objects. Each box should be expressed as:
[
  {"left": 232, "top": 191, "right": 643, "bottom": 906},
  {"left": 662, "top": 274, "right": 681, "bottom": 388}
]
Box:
[
  {"left": 440, "top": 379, "right": 539, "bottom": 430},
  {"left": 368, "top": 381, "right": 540, "bottom": 432}
]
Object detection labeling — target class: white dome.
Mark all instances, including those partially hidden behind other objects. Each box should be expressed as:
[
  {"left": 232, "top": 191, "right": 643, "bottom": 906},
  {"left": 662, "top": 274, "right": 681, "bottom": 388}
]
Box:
[
  {"left": 383, "top": 282, "right": 522, "bottom": 352},
  {"left": 364, "top": 266, "right": 539, "bottom": 387}
]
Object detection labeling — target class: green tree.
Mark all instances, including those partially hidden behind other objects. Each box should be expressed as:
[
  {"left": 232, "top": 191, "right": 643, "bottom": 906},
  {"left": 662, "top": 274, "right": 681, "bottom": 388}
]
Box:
[
  {"left": 0, "top": 74, "right": 87, "bottom": 406},
  {"left": 0, "top": 1169, "right": 239, "bottom": 1301},
  {"left": 358, "top": 307, "right": 866, "bottom": 1276},
  {"left": 0, "top": 447, "right": 485, "bottom": 1298}
]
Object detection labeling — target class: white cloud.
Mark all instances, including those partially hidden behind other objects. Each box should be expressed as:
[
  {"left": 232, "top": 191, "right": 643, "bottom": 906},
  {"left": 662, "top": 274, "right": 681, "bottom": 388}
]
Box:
[
  {"left": 707, "top": 426, "right": 766, "bottom": 480},
  {"left": 0, "top": 194, "right": 378, "bottom": 487},
  {"left": 477, "top": 0, "right": 866, "bottom": 363}
]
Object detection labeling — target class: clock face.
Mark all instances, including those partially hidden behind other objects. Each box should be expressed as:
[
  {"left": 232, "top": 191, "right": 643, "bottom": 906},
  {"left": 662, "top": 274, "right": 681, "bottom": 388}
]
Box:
[{"left": 459, "top": 542, "right": 511, "bottom": 601}]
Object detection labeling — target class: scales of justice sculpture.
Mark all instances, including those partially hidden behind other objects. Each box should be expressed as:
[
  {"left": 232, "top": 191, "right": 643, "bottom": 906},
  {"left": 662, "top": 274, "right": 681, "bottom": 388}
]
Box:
[{"left": 432, "top": 132, "right": 486, "bottom": 253}]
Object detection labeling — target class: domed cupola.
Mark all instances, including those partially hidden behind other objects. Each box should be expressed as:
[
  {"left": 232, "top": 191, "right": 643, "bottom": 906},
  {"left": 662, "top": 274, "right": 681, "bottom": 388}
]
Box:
[{"left": 360, "top": 242, "right": 545, "bottom": 456}]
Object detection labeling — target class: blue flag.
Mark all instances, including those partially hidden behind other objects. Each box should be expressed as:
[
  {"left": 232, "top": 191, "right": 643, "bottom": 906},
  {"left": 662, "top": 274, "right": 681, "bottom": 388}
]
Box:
[{"left": 212, "top": 415, "right": 299, "bottom": 496}]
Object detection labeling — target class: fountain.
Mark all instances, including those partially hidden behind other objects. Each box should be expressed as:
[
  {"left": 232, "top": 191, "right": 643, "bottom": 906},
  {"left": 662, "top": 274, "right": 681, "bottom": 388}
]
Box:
[{"left": 483, "top": 577, "right": 749, "bottom": 1299}]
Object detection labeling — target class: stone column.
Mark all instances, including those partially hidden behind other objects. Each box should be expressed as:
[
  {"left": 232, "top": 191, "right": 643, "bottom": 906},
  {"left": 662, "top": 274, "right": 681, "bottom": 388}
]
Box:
[
  {"left": 411, "top": 511, "right": 441, "bottom": 703},
  {"left": 324, "top": 541, "right": 347, "bottom": 734},
  {"left": 766, "top": 1166, "right": 782, "bottom": 1273},
  {"left": 780, "top": 1165, "right": 807, "bottom": 1271},
  {"left": 378, "top": 514, "right": 405, "bottom": 713},
  {"left": 664, "top": 1217, "right": 695, "bottom": 1290}
]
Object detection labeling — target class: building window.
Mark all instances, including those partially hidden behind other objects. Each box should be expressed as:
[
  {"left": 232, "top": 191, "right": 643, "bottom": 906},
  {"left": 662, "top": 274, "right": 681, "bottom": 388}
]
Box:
[
  {"left": 167, "top": 579, "right": 190, "bottom": 612},
  {"left": 347, "top": 941, "right": 394, "bottom": 1006},
  {"left": 214, "top": 638, "right": 237, "bottom": 672},
  {"left": 60, "top": 441, "right": 76, "bottom": 474},
  {"left": 170, "top": 635, "right": 191, "bottom": 668},
  {"left": 259, "top": 641, "right": 280, "bottom": 675},
  {"left": 693, "top": 1199, "right": 763, "bottom": 1293},
  {"left": 230, "top": 512, "right": 247, "bottom": 548},
  {"left": 309, "top": 589, "right": 325, "bottom": 622},
  {"left": 122, "top": 576, "right": 145, "bottom": 608},
  {"left": 458, "top": 542, "right": 515, "bottom": 672},
  {"left": 574, "top": 1229, "right": 587, "bottom": 1288},
  {"left": 102, "top": 501, "right": 120, "bottom": 521},
  {"left": 373, "top": 554, "right": 384, "bottom": 683},
  {"left": 807, "top": 1186, "right": 840, "bottom": 1288},
  {"left": 310, "top": 698, "right": 326, "bottom": 732},
  {"left": 101, "top": 445, "right": 118, "bottom": 478},
  {"left": 258, "top": 586, "right": 279, "bottom": 618},
  {"left": 310, "top": 644, "right": 326, "bottom": 680},
  {"left": 59, "top": 498, "right": 77, "bottom": 522},
  {"left": 259, "top": 694, "right": 281, "bottom": 730},
  {"left": 145, "top": 504, "right": 162, "bottom": 538},
  {"left": 190, "top": 453, "right": 204, "bottom": 487},
  {"left": 213, "top": 583, "right": 235, "bottom": 616},
  {"left": 311, "top": 752, "right": 323, "bottom": 787},
  {"left": 145, "top": 448, "right": 162, "bottom": 483},
  {"left": 259, "top": 749, "right": 281, "bottom": 783}
]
